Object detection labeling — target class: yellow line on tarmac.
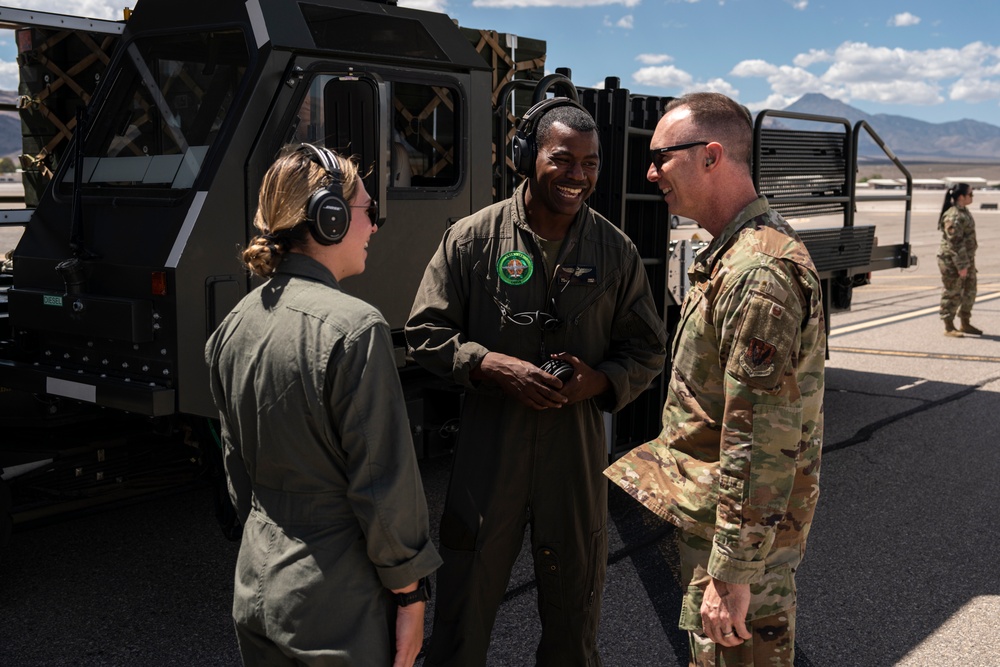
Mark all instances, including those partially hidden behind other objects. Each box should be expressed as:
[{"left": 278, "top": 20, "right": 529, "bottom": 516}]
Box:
[
  {"left": 830, "top": 291, "right": 1000, "bottom": 336},
  {"left": 828, "top": 347, "right": 1000, "bottom": 363}
]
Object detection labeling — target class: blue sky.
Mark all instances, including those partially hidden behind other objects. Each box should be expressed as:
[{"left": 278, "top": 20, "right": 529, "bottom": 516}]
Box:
[{"left": 2, "top": 0, "right": 997, "bottom": 126}]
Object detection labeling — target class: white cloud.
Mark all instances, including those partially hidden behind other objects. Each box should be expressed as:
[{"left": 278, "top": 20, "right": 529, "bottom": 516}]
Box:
[
  {"left": 0, "top": 61, "right": 18, "bottom": 91},
  {"left": 603, "top": 13, "right": 634, "bottom": 28},
  {"left": 745, "top": 93, "right": 800, "bottom": 113},
  {"left": 731, "top": 59, "right": 779, "bottom": 78},
  {"left": 794, "top": 49, "right": 832, "bottom": 68},
  {"left": 732, "top": 60, "right": 824, "bottom": 97},
  {"left": 632, "top": 64, "right": 693, "bottom": 89},
  {"left": 788, "top": 0, "right": 808, "bottom": 10},
  {"left": 848, "top": 80, "right": 942, "bottom": 105},
  {"left": 889, "top": 12, "right": 921, "bottom": 27},
  {"left": 474, "top": 0, "right": 640, "bottom": 7},
  {"left": 685, "top": 77, "right": 739, "bottom": 97},
  {"left": 631, "top": 65, "right": 738, "bottom": 98},
  {"left": 822, "top": 42, "right": 974, "bottom": 85},
  {"left": 733, "top": 40, "right": 1000, "bottom": 109},
  {"left": 399, "top": 0, "right": 449, "bottom": 11},
  {"left": 636, "top": 53, "right": 673, "bottom": 65},
  {"left": 950, "top": 77, "right": 1000, "bottom": 104}
]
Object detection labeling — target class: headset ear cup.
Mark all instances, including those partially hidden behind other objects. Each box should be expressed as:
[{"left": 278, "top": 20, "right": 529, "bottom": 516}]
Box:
[
  {"left": 512, "top": 134, "right": 534, "bottom": 177},
  {"left": 307, "top": 188, "right": 350, "bottom": 245},
  {"left": 296, "top": 144, "right": 351, "bottom": 245}
]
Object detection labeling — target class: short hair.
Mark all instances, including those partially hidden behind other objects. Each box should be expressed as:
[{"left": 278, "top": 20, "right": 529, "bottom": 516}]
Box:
[
  {"left": 243, "top": 147, "right": 362, "bottom": 278},
  {"left": 664, "top": 92, "right": 754, "bottom": 172},
  {"left": 535, "top": 104, "right": 598, "bottom": 149}
]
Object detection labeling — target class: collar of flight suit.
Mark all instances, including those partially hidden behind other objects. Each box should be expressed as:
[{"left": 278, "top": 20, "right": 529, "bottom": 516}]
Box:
[{"left": 274, "top": 251, "right": 342, "bottom": 291}]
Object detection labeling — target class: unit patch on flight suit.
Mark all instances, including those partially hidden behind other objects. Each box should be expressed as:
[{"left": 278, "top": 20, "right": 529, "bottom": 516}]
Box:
[{"left": 498, "top": 251, "right": 534, "bottom": 286}]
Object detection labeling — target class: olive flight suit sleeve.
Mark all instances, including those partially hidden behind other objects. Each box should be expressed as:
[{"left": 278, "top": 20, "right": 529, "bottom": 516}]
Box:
[
  {"left": 593, "top": 246, "right": 667, "bottom": 413},
  {"left": 405, "top": 228, "right": 490, "bottom": 389},
  {"left": 204, "top": 323, "right": 254, "bottom": 526},
  {"left": 329, "top": 317, "right": 442, "bottom": 591},
  {"left": 706, "top": 263, "right": 807, "bottom": 584}
]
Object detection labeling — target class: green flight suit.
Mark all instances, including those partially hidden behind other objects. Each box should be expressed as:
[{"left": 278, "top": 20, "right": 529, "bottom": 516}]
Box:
[
  {"left": 205, "top": 253, "right": 441, "bottom": 666},
  {"left": 406, "top": 182, "right": 666, "bottom": 667}
]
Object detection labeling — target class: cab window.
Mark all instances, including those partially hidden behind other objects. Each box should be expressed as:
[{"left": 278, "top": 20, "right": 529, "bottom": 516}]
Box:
[
  {"left": 61, "top": 29, "right": 250, "bottom": 191},
  {"left": 290, "top": 76, "right": 459, "bottom": 191}
]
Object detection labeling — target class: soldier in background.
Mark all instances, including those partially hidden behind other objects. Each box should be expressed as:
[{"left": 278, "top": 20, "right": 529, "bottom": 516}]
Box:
[
  {"left": 605, "top": 92, "right": 826, "bottom": 666},
  {"left": 937, "top": 182, "right": 982, "bottom": 337}
]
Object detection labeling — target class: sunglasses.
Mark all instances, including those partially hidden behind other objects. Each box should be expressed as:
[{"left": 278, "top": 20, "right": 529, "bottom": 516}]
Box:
[
  {"left": 351, "top": 200, "right": 382, "bottom": 227},
  {"left": 649, "top": 141, "right": 709, "bottom": 169}
]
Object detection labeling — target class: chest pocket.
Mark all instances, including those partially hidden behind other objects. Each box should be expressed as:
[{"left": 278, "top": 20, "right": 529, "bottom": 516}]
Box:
[
  {"left": 561, "top": 266, "right": 618, "bottom": 327},
  {"left": 671, "top": 282, "right": 718, "bottom": 385}
]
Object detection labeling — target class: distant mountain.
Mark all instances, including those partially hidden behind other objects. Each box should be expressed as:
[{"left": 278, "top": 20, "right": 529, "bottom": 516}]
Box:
[
  {"left": 776, "top": 92, "right": 1000, "bottom": 161},
  {"left": 0, "top": 87, "right": 997, "bottom": 162}
]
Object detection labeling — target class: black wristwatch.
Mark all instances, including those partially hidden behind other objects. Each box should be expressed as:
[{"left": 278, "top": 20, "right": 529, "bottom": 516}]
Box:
[{"left": 394, "top": 577, "right": 432, "bottom": 607}]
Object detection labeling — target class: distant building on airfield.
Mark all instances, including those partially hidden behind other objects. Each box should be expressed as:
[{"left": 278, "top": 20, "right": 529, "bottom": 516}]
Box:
[
  {"left": 865, "top": 178, "right": 905, "bottom": 190},
  {"left": 944, "top": 176, "right": 989, "bottom": 188}
]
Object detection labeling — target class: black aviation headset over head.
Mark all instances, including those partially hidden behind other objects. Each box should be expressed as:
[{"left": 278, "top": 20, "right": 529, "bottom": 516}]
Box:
[
  {"left": 297, "top": 143, "right": 351, "bottom": 245},
  {"left": 511, "top": 97, "right": 596, "bottom": 177}
]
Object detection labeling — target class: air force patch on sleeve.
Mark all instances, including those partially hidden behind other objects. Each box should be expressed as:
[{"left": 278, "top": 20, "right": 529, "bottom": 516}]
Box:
[
  {"left": 727, "top": 291, "right": 799, "bottom": 389},
  {"left": 740, "top": 337, "right": 777, "bottom": 377}
]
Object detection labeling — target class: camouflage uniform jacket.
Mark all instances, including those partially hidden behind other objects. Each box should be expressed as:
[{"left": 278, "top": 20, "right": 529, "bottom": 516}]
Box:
[
  {"left": 938, "top": 205, "right": 977, "bottom": 272},
  {"left": 605, "top": 197, "right": 825, "bottom": 585}
]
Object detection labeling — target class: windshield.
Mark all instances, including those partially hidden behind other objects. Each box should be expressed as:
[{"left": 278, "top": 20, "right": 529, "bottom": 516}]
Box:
[{"left": 62, "top": 29, "right": 250, "bottom": 191}]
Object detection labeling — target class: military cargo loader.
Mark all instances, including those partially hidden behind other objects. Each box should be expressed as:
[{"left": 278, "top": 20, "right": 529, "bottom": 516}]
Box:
[{"left": 0, "top": 0, "right": 915, "bottom": 542}]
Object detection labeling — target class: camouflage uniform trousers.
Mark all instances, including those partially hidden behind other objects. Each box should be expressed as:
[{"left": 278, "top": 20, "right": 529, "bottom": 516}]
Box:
[
  {"left": 938, "top": 258, "right": 977, "bottom": 320},
  {"left": 677, "top": 531, "right": 801, "bottom": 667}
]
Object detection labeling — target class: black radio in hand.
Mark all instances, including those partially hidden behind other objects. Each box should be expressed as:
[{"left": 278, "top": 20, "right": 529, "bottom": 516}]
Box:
[{"left": 539, "top": 358, "right": 574, "bottom": 382}]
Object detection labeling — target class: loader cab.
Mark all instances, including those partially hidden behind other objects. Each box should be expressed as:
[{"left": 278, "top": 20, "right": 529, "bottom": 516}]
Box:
[{"left": 2, "top": 0, "right": 493, "bottom": 419}]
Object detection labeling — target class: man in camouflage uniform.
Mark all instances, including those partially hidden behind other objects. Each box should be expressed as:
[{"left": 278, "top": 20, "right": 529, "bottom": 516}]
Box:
[{"left": 605, "top": 92, "right": 825, "bottom": 666}]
